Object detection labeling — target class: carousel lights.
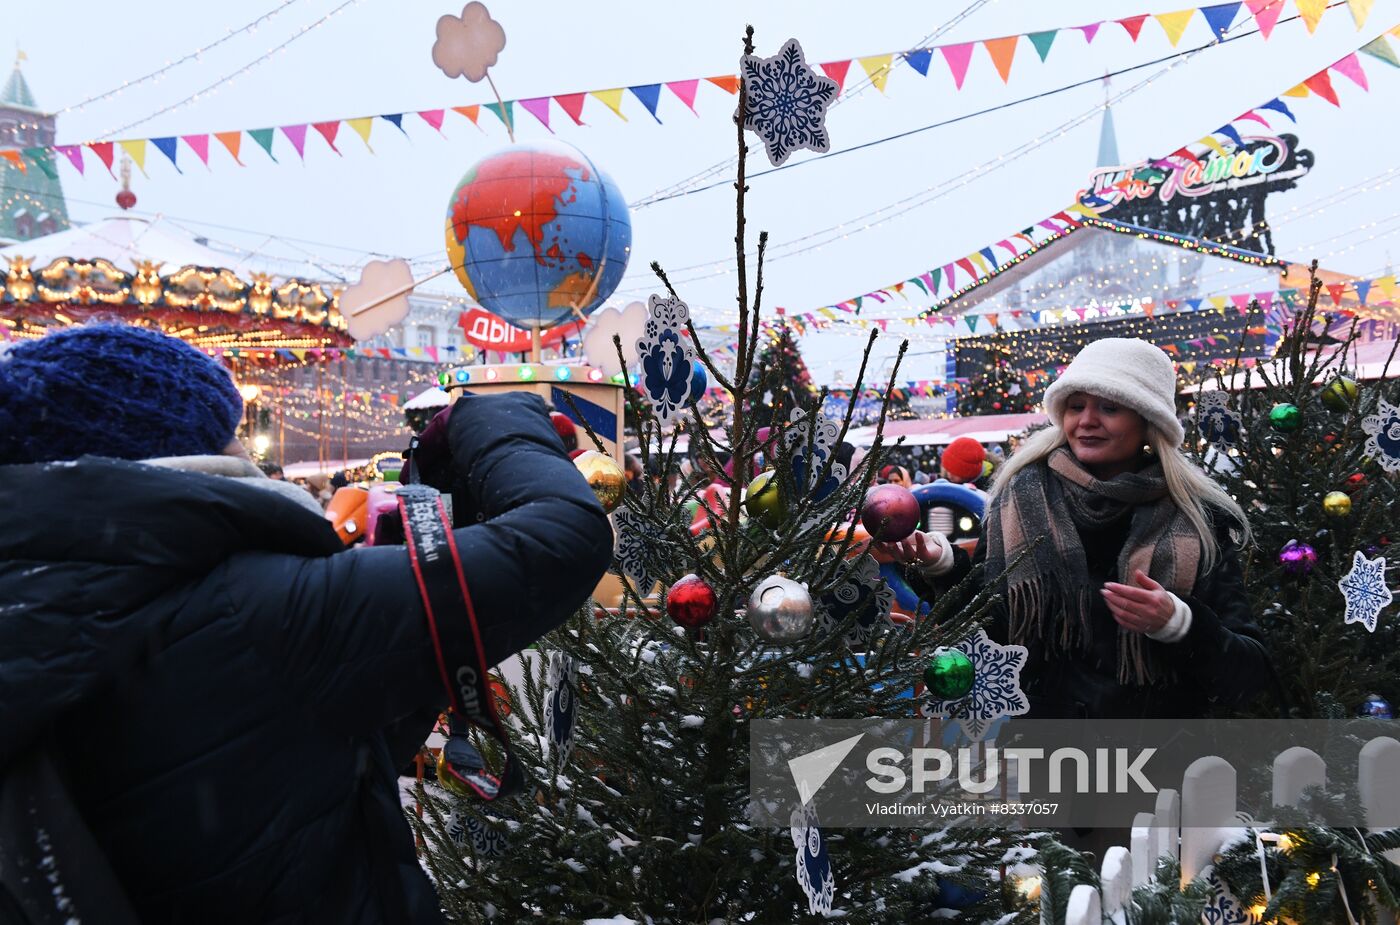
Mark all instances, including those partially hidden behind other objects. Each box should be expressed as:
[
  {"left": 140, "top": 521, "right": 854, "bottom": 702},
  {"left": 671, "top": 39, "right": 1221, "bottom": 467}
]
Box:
[
  {"left": 238, "top": 383, "right": 262, "bottom": 403},
  {"left": 588, "top": 368, "right": 604, "bottom": 382},
  {"left": 517, "top": 365, "right": 536, "bottom": 381},
  {"left": 554, "top": 365, "right": 572, "bottom": 381},
  {"left": 485, "top": 369, "right": 499, "bottom": 381}
]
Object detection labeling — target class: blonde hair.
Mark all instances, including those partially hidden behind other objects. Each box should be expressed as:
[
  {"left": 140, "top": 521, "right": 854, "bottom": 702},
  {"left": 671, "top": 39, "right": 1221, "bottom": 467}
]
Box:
[{"left": 989, "top": 423, "right": 1251, "bottom": 574}]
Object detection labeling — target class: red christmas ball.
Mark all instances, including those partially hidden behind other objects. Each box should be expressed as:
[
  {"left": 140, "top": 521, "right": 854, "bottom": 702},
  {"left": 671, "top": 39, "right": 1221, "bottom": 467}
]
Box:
[
  {"left": 115, "top": 189, "right": 137, "bottom": 210},
  {"left": 992, "top": 401, "right": 1003, "bottom": 411},
  {"left": 1346, "top": 472, "right": 1367, "bottom": 493},
  {"left": 860, "top": 484, "right": 921, "bottom": 542},
  {"left": 667, "top": 574, "right": 718, "bottom": 628}
]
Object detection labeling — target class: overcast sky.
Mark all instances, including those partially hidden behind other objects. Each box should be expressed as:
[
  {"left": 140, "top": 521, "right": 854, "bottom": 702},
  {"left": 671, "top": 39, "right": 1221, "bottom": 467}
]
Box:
[{"left": 11, "top": 0, "right": 1400, "bottom": 382}]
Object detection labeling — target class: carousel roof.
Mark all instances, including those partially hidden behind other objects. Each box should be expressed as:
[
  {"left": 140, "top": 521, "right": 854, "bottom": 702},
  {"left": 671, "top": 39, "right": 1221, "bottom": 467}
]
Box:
[{"left": 0, "top": 216, "right": 234, "bottom": 275}]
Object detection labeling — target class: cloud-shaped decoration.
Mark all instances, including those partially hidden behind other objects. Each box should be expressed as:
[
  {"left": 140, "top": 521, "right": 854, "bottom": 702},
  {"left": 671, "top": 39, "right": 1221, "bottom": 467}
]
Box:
[
  {"left": 582, "top": 301, "right": 646, "bottom": 377},
  {"left": 432, "top": 2, "right": 507, "bottom": 83},
  {"left": 341, "top": 258, "right": 415, "bottom": 342}
]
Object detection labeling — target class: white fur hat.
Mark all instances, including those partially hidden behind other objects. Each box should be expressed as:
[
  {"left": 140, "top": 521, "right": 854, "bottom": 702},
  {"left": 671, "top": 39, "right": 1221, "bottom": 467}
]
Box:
[{"left": 1042, "top": 338, "right": 1184, "bottom": 446}]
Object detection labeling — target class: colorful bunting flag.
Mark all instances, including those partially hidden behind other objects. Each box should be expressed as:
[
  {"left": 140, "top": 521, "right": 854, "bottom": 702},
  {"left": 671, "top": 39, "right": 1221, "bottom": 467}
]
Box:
[
  {"left": 380, "top": 113, "right": 407, "bottom": 135},
  {"left": 1303, "top": 69, "right": 1340, "bottom": 105},
  {"left": 312, "top": 121, "right": 343, "bottom": 154},
  {"left": 555, "top": 93, "right": 588, "bottom": 125},
  {"left": 1027, "top": 30, "right": 1058, "bottom": 61},
  {"left": 451, "top": 105, "right": 481, "bottom": 128},
  {"left": 346, "top": 117, "right": 374, "bottom": 150},
  {"left": 54, "top": 144, "right": 84, "bottom": 173},
  {"left": 86, "top": 141, "right": 115, "bottom": 175},
  {"left": 214, "top": 132, "right": 243, "bottom": 165},
  {"left": 820, "top": 60, "right": 853, "bottom": 92},
  {"left": 280, "top": 124, "right": 308, "bottom": 161},
  {"left": 1078, "top": 22, "right": 1103, "bottom": 43},
  {"left": 1347, "top": 0, "right": 1374, "bottom": 28},
  {"left": 1258, "top": 97, "right": 1295, "bottom": 120},
  {"left": 0, "top": 150, "right": 23, "bottom": 173},
  {"left": 1331, "top": 52, "right": 1369, "bottom": 90},
  {"left": 706, "top": 75, "right": 740, "bottom": 94},
  {"left": 1155, "top": 9, "right": 1197, "bottom": 46},
  {"left": 119, "top": 138, "right": 149, "bottom": 175},
  {"left": 419, "top": 109, "right": 446, "bottom": 133},
  {"left": 248, "top": 128, "right": 278, "bottom": 161},
  {"left": 1296, "top": 0, "right": 1327, "bottom": 33},
  {"left": 182, "top": 134, "right": 210, "bottom": 167},
  {"left": 940, "top": 43, "right": 975, "bottom": 89},
  {"left": 629, "top": 84, "right": 664, "bottom": 122},
  {"left": 903, "top": 48, "right": 933, "bottom": 76},
  {"left": 1201, "top": 2, "right": 1242, "bottom": 38},
  {"left": 1244, "top": 0, "right": 1284, "bottom": 37},
  {"left": 1118, "top": 14, "right": 1150, "bottom": 41},
  {"left": 983, "top": 36, "right": 1018, "bottom": 82},
  {"left": 484, "top": 101, "right": 514, "bottom": 131},
  {"left": 666, "top": 79, "right": 700, "bottom": 114},
  {"left": 1359, "top": 35, "right": 1400, "bottom": 67},
  {"left": 591, "top": 88, "right": 628, "bottom": 120},
  {"left": 859, "top": 54, "right": 895, "bottom": 93},
  {"left": 151, "top": 137, "right": 181, "bottom": 173},
  {"left": 520, "top": 97, "right": 554, "bottom": 132}
]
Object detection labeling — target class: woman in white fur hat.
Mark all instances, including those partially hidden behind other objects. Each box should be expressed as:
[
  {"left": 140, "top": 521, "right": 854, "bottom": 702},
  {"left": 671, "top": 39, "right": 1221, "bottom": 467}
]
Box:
[{"left": 886, "top": 338, "right": 1271, "bottom": 719}]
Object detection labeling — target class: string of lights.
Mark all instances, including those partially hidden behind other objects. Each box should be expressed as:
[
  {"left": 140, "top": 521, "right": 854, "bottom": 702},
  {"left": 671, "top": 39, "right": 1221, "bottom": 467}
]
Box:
[{"left": 93, "top": 0, "right": 365, "bottom": 142}]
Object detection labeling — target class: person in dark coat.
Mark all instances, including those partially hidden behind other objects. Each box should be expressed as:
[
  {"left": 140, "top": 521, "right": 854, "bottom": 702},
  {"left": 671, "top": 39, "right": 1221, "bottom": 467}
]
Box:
[
  {"left": 0, "top": 325, "right": 612, "bottom": 924},
  {"left": 883, "top": 338, "right": 1270, "bottom": 720}
]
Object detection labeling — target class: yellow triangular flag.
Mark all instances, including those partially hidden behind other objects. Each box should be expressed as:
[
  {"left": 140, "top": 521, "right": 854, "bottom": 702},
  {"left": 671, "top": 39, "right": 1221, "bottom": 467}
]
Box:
[
  {"left": 970, "top": 251, "right": 990, "bottom": 273},
  {"left": 347, "top": 117, "right": 374, "bottom": 151},
  {"left": 1296, "top": 0, "right": 1327, "bottom": 32},
  {"left": 1346, "top": 0, "right": 1373, "bottom": 28},
  {"left": 118, "top": 139, "right": 149, "bottom": 176},
  {"left": 1375, "top": 275, "right": 1396, "bottom": 298},
  {"left": 859, "top": 54, "right": 894, "bottom": 93},
  {"left": 1066, "top": 201, "right": 1098, "bottom": 217},
  {"left": 1198, "top": 135, "right": 1231, "bottom": 157},
  {"left": 1154, "top": 9, "right": 1197, "bottom": 46},
  {"left": 590, "top": 89, "right": 629, "bottom": 121},
  {"left": 1282, "top": 82, "right": 1311, "bottom": 98},
  {"left": 1209, "top": 296, "right": 1228, "bottom": 312}
]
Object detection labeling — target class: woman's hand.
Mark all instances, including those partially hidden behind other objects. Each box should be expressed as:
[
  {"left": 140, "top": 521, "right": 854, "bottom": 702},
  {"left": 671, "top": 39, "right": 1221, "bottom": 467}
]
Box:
[
  {"left": 873, "top": 531, "right": 949, "bottom": 567},
  {"left": 1102, "top": 569, "right": 1175, "bottom": 635}
]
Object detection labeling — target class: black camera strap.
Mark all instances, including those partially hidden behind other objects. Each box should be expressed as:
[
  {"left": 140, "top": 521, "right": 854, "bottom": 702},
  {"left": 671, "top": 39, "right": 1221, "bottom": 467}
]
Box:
[{"left": 398, "top": 484, "right": 522, "bottom": 801}]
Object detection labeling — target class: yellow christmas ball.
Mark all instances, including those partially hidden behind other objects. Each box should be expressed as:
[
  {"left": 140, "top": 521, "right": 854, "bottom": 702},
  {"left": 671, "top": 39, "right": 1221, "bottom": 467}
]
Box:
[
  {"left": 436, "top": 747, "right": 471, "bottom": 797},
  {"left": 1321, "top": 376, "right": 1359, "bottom": 412},
  {"left": 574, "top": 450, "right": 626, "bottom": 513},
  {"left": 1323, "top": 490, "right": 1352, "bottom": 517},
  {"left": 744, "top": 469, "right": 787, "bottom": 529}
]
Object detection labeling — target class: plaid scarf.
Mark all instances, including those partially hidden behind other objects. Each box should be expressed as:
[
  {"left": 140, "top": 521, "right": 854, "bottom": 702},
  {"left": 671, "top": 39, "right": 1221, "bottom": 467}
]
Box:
[{"left": 984, "top": 446, "right": 1200, "bottom": 685}]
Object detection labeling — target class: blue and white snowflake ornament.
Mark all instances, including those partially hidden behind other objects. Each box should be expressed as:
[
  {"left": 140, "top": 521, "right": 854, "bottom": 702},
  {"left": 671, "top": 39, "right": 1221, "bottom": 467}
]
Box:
[
  {"left": 613, "top": 507, "right": 666, "bottom": 591},
  {"left": 814, "top": 557, "right": 893, "bottom": 649},
  {"left": 790, "top": 801, "right": 836, "bottom": 915},
  {"left": 634, "top": 293, "right": 697, "bottom": 427},
  {"left": 546, "top": 651, "right": 579, "bottom": 765},
  {"left": 1201, "top": 868, "right": 1256, "bottom": 924},
  {"left": 1339, "top": 549, "right": 1392, "bottom": 633},
  {"left": 1361, "top": 398, "right": 1400, "bottom": 473},
  {"left": 919, "top": 629, "right": 1028, "bottom": 741},
  {"left": 784, "top": 406, "right": 846, "bottom": 503},
  {"left": 1197, "top": 391, "right": 1242, "bottom": 451},
  {"left": 445, "top": 811, "right": 508, "bottom": 859},
  {"left": 738, "top": 38, "right": 839, "bottom": 168}
]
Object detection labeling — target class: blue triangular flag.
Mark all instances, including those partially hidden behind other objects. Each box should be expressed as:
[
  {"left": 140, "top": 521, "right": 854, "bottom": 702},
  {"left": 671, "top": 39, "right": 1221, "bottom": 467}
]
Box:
[
  {"left": 628, "top": 84, "right": 663, "bottom": 124},
  {"left": 1258, "top": 98, "right": 1295, "bottom": 122},
  {"left": 1201, "top": 2, "right": 1241, "bottom": 39},
  {"left": 1186, "top": 299, "right": 1203, "bottom": 312},
  {"left": 904, "top": 48, "right": 933, "bottom": 77},
  {"left": 380, "top": 113, "right": 408, "bottom": 135},
  {"left": 151, "top": 136, "right": 183, "bottom": 174},
  {"left": 1355, "top": 279, "right": 1372, "bottom": 305},
  {"left": 1216, "top": 124, "right": 1245, "bottom": 149},
  {"left": 978, "top": 247, "right": 997, "bottom": 266},
  {"left": 1029, "top": 311, "right": 1042, "bottom": 325}
]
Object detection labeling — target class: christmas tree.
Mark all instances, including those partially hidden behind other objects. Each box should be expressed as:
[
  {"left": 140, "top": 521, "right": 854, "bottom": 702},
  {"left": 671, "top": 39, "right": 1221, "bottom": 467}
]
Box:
[
  {"left": 410, "top": 28, "right": 1046, "bottom": 924},
  {"left": 1185, "top": 266, "right": 1400, "bottom": 719},
  {"left": 956, "top": 330, "right": 1037, "bottom": 416}
]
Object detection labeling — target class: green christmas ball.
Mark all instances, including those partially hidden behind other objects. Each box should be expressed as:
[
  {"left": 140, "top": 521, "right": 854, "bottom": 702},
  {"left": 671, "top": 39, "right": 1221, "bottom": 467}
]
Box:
[
  {"left": 1269, "top": 403, "right": 1302, "bottom": 432},
  {"left": 744, "top": 470, "right": 786, "bottom": 529},
  {"left": 1323, "top": 490, "right": 1352, "bottom": 517},
  {"left": 923, "top": 648, "right": 975, "bottom": 700},
  {"left": 1321, "top": 376, "right": 1359, "bottom": 412}
]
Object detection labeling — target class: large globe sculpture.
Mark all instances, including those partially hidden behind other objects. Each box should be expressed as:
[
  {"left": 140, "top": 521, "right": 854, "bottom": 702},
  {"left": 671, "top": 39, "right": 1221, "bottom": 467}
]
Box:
[{"left": 445, "top": 141, "right": 632, "bottom": 329}]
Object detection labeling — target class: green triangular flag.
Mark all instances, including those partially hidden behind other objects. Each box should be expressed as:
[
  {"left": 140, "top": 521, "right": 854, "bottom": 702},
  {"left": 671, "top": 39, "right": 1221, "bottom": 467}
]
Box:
[
  {"left": 485, "top": 101, "right": 514, "bottom": 132},
  {"left": 1359, "top": 36, "right": 1400, "bottom": 68},
  {"left": 910, "top": 276, "right": 928, "bottom": 295},
  {"left": 965, "top": 315, "right": 979, "bottom": 333},
  {"left": 22, "top": 148, "right": 57, "bottom": 179},
  {"left": 248, "top": 128, "right": 279, "bottom": 162},
  {"left": 853, "top": 296, "right": 864, "bottom": 314},
  {"left": 930, "top": 267, "right": 942, "bottom": 292},
  {"left": 1028, "top": 30, "right": 1057, "bottom": 62}
]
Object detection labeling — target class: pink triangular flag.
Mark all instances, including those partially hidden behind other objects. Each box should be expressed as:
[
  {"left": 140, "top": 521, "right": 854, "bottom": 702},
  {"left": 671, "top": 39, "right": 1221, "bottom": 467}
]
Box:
[
  {"left": 520, "top": 97, "right": 554, "bottom": 132},
  {"left": 939, "top": 43, "right": 975, "bottom": 89},
  {"left": 280, "top": 124, "right": 308, "bottom": 161},
  {"left": 666, "top": 79, "right": 700, "bottom": 113},
  {"left": 820, "top": 60, "right": 853, "bottom": 94},
  {"left": 1331, "top": 52, "right": 1370, "bottom": 91},
  {"left": 1231, "top": 294, "right": 1252, "bottom": 315},
  {"left": 182, "top": 134, "right": 210, "bottom": 167},
  {"left": 54, "top": 144, "right": 84, "bottom": 173},
  {"left": 1244, "top": 0, "right": 1284, "bottom": 38},
  {"left": 418, "top": 110, "right": 446, "bottom": 133},
  {"left": 1078, "top": 22, "right": 1103, "bottom": 43}
]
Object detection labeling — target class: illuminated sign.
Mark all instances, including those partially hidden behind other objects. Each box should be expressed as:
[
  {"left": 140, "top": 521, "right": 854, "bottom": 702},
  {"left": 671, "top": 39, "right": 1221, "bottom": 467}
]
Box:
[{"left": 457, "top": 307, "right": 584, "bottom": 352}]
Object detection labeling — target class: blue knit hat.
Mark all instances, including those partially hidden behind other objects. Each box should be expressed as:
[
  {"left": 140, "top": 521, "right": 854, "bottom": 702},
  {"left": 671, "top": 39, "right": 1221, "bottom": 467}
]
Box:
[{"left": 0, "top": 324, "right": 244, "bottom": 465}]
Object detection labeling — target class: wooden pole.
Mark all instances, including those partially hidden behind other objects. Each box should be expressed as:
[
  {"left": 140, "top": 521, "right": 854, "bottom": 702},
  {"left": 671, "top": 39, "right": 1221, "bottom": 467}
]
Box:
[{"left": 531, "top": 324, "right": 542, "bottom": 363}]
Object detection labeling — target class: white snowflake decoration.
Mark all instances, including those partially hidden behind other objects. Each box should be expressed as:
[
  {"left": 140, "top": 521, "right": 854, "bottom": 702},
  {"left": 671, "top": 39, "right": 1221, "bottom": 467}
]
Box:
[
  {"left": 1361, "top": 397, "right": 1400, "bottom": 473},
  {"left": 790, "top": 801, "right": 836, "bottom": 915},
  {"left": 738, "top": 38, "right": 839, "bottom": 167},
  {"left": 546, "top": 651, "right": 579, "bottom": 765},
  {"left": 1196, "top": 391, "right": 1242, "bottom": 452},
  {"left": 814, "top": 557, "right": 893, "bottom": 649},
  {"left": 613, "top": 507, "right": 667, "bottom": 590},
  {"left": 1339, "top": 549, "right": 1392, "bottom": 633},
  {"left": 920, "top": 629, "right": 1028, "bottom": 741},
  {"left": 634, "top": 293, "right": 697, "bottom": 427},
  {"left": 783, "top": 406, "right": 846, "bottom": 496}
]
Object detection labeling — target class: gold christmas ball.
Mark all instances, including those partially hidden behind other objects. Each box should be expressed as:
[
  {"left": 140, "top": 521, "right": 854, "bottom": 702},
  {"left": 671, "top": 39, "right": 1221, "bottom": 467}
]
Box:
[
  {"left": 1323, "top": 490, "right": 1352, "bottom": 517},
  {"left": 1321, "top": 376, "right": 1359, "bottom": 412},
  {"left": 574, "top": 450, "right": 626, "bottom": 513},
  {"left": 744, "top": 469, "right": 787, "bottom": 529}
]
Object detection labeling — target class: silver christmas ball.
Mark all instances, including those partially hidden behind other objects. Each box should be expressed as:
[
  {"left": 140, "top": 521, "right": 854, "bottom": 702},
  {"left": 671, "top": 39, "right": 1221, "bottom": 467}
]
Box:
[{"left": 746, "top": 575, "right": 814, "bottom": 643}]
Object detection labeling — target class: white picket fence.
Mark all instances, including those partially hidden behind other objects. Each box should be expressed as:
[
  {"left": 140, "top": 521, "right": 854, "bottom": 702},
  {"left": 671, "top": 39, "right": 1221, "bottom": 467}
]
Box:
[{"left": 1054, "top": 736, "right": 1400, "bottom": 925}]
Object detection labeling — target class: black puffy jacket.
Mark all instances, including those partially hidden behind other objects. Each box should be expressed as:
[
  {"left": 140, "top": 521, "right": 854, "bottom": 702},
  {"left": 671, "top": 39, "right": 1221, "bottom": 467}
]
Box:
[
  {"left": 0, "top": 392, "right": 612, "bottom": 924},
  {"left": 909, "top": 506, "right": 1274, "bottom": 720}
]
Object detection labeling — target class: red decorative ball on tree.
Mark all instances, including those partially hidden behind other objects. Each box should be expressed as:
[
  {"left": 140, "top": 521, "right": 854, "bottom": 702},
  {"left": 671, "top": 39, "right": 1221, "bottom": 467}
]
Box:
[
  {"left": 860, "top": 484, "right": 920, "bottom": 542},
  {"left": 1345, "top": 472, "right": 1367, "bottom": 493},
  {"left": 115, "top": 189, "right": 137, "bottom": 211},
  {"left": 667, "top": 574, "right": 717, "bottom": 628}
]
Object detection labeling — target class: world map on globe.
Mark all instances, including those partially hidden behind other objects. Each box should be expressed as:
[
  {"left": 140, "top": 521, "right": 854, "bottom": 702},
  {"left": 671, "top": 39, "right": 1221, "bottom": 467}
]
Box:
[{"left": 445, "top": 141, "right": 632, "bottom": 329}]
